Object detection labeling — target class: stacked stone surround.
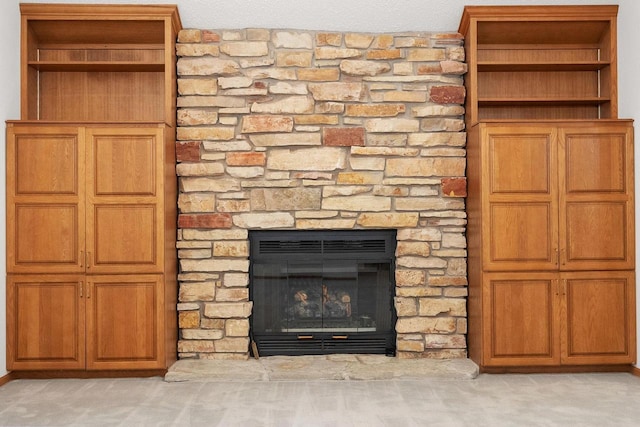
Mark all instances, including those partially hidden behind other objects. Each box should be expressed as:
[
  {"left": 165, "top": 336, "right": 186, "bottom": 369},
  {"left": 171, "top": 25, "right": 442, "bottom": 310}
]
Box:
[{"left": 175, "top": 27, "right": 468, "bottom": 360}]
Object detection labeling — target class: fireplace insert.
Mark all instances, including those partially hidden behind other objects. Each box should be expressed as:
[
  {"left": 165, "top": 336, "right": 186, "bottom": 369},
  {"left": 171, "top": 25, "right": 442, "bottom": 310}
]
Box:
[{"left": 249, "top": 230, "right": 397, "bottom": 356}]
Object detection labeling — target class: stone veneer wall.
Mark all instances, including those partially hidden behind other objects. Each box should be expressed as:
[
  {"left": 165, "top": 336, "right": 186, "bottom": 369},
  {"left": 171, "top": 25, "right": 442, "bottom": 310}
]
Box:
[{"left": 174, "top": 28, "right": 468, "bottom": 360}]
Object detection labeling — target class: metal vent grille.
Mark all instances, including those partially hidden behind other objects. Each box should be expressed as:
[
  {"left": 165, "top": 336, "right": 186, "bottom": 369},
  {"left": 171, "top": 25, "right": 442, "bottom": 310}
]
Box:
[
  {"left": 259, "top": 240, "right": 322, "bottom": 254},
  {"left": 323, "top": 239, "right": 387, "bottom": 253}
]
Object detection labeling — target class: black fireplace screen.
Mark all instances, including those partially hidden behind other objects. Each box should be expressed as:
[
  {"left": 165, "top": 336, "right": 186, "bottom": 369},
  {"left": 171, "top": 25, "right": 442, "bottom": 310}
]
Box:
[{"left": 249, "top": 230, "right": 397, "bottom": 356}]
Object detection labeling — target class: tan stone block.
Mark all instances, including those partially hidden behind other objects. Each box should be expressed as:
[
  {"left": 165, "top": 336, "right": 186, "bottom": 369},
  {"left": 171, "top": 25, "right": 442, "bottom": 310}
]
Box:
[
  {"left": 182, "top": 329, "right": 225, "bottom": 340},
  {"left": 372, "top": 185, "right": 409, "bottom": 197},
  {"left": 176, "top": 44, "right": 220, "bottom": 57},
  {"left": 366, "top": 134, "right": 407, "bottom": 146},
  {"left": 217, "top": 76, "right": 253, "bottom": 89},
  {"left": 442, "top": 233, "right": 467, "bottom": 249},
  {"left": 366, "top": 49, "right": 402, "bottom": 60},
  {"left": 444, "top": 288, "right": 468, "bottom": 298},
  {"left": 421, "top": 118, "right": 465, "bottom": 132},
  {"left": 177, "top": 109, "right": 218, "bottom": 126},
  {"left": 178, "top": 193, "right": 216, "bottom": 213},
  {"left": 397, "top": 339, "right": 425, "bottom": 352},
  {"left": 395, "top": 269, "right": 426, "bottom": 286},
  {"left": 178, "top": 29, "right": 201, "bottom": 43},
  {"left": 316, "top": 33, "right": 342, "bottom": 46},
  {"left": 424, "top": 334, "right": 466, "bottom": 349},
  {"left": 351, "top": 146, "right": 419, "bottom": 157},
  {"left": 204, "top": 302, "right": 253, "bottom": 318},
  {"left": 396, "top": 197, "right": 464, "bottom": 212},
  {"left": 178, "top": 248, "right": 212, "bottom": 259},
  {"left": 339, "top": 60, "right": 390, "bottom": 76},
  {"left": 178, "top": 79, "right": 218, "bottom": 96},
  {"left": 267, "top": 147, "right": 346, "bottom": 171},
  {"left": 226, "top": 319, "right": 250, "bottom": 337},
  {"left": 250, "top": 133, "right": 321, "bottom": 147},
  {"left": 220, "top": 42, "right": 268, "bottom": 57},
  {"left": 203, "top": 140, "right": 252, "bottom": 152},
  {"left": 213, "top": 241, "right": 249, "bottom": 258},
  {"left": 202, "top": 30, "right": 220, "bottom": 42},
  {"left": 241, "top": 115, "right": 294, "bottom": 133},
  {"left": 308, "top": 82, "right": 364, "bottom": 101},
  {"left": 177, "top": 57, "right": 240, "bottom": 76},
  {"left": 246, "top": 28, "right": 270, "bottom": 41},
  {"left": 396, "top": 287, "right": 442, "bottom": 298},
  {"left": 217, "top": 199, "right": 251, "bottom": 213},
  {"left": 181, "top": 258, "right": 249, "bottom": 273},
  {"left": 277, "top": 51, "right": 313, "bottom": 67},
  {"left": 233, "top": 212, "right": 295, "bottom": 229},
  {"left": 179, "top": 272, "right": 219, "bottom": 282},
  {"left": 296, "top": 219, "right": 357, "bottom": 229},
  {"left": 372, "top": 34, "right": 394, "bottom": 49},
  {"left": 273, "top": 31, "right": 314, "bottom": 49},
  {"left": 349, "top": 157, "right": 385, "bottom": 171},
  {"left": 200, "top": 318, "right": 226, "bottom": 329},
  {"left": 179, "top": 177, "right": 241, "bottom": 193},
  {"left": 427, "top": 276, "right": 468, "bottom": 287},
  {"left": 344, "top": 33, "right": 374, "bottom": 48},
  {"left": 357, "top": 213, "right": 419, "bottom": 228},
  {"left": 177, "top": 127, "right": 235, "bottom": 141},
  {"left": 269, "top": 81, "right": 308, "bottom": 95},
  {"left": 179, "top": 311, "right": 201, "bottom": 329},
  {"left": 178, "top": 95, "right": 245, "bottom": 108},
  {"left": 447, "top": 46, "right": 465, "bottom": 61},
  {"left": 395, "top": 37, "right": 430, "bottom": 48},
  {"left": 200, "top": 353, "right": 250, "bottom": 360},
  {"left": 396, "top": 241, "right": 430, "bottom": 257},
  {"left": 297, "top": 68, "right": 340, "bottom": 82},
  {"left": 222, "top": 30, "right": 245, "bottom": 41},
  {"left": 395, "top": 297, "right": 418, "bottom": 316},
  {"left": 419, "top": 298, "right": 466, "bottom": 317},
  {"left": 239, "top": 57, "right": 276, "bottom": 68},
  {"left": 407, "top": 48, "right": 447, "bottom": 62},
  {"left": 395, "top": 317, "right": 456, "bottom": 334},
  {"left": 345, "top": 104, "right": 405, "bottom": 117},
  {"left": 323, "top": 195, "right": 390, "bottom": 212},
  {"left": 314, "top": 47, "right": 361, "bottom": 60},
  {"left": 336, "top": 172, "right": 383, "bottom": 185},
  {"left": 179, "top": 281, "right": 216, "bottom": 302},
  {"left": 253, "top": 188, "right": 322, "bottom": 211},
  {"left": 176, "top": 162, "right": 225, "bottom": 177},
  {"left": 215, "top": 337, "right": 250, "bottom": 353},
  {"left": 177, "top": 340, "right": 214, "bottom": 353},
  {"left": 387, "top": 158, "right": 465, "bottom": 177},
  {"left": 396, "top": 256, "right": 447, "bottom": 269},
  {"left": 177, "top": 302, "right": 200, "bottom": 311},
  {"left": 407, "top": 132, "right": 466, "bottom": 148},
  {"left": 457, "top": 318, "right": 468, "bottom": 334},
  {"left": 251, "top": 96, "right": 314, "bottom": 114},
  {"left": 398, "top": 228, "right": 442, "bottom": 242},
  {"left": 292, "top": 115, "right": 338, "bottom": 126},
  {"left": 322, "top": 186, "right": 371, "bottom": 197},
  {"left": 383, "top": 91, "right": 427, "bottom": 103},
  {"left": 295, "top": 210, "right": 339, "bottom": 219},
  {"left": 364, "top": 118, "right": 420, "bottom": 133},
  {"left": 245, "top": 68, "right": 297, "bottom": 80},
  {"left": 216, "top": 288, "right": 249, "bottom": 302},
  {"left": 223, "top": 273, "right": 249, "bottom": 288}
]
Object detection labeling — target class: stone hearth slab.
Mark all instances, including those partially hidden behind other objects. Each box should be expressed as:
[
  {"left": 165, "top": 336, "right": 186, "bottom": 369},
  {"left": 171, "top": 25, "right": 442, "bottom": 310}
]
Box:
[{"left": 164, "top": 355, "right": 479, "bottom": 382}]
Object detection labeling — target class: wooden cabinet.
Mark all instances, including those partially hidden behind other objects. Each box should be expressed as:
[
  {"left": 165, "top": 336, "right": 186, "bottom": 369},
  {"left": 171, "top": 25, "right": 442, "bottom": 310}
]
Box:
[
  {"left": 6, "top": 5, "right": 181, "bottom": 373},
  {"left": 461, "top": 5, "right": 635, "bottom": 371}
]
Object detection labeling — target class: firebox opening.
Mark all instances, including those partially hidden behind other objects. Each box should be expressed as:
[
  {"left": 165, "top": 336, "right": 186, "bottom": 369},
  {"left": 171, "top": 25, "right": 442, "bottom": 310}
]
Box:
[{"left": 249, "top": 230, "right": 397, "bottom": 356}]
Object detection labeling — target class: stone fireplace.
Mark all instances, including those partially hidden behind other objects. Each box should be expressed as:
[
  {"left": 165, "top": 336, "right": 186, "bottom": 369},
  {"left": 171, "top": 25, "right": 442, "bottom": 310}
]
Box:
[{"left": 174, "top": 27, "right": 468, "bottom": 360}]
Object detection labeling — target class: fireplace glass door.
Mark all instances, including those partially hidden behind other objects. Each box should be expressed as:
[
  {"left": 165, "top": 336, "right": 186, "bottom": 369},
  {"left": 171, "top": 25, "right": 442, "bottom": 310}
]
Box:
[{"left": 250, "top": 230, "right": 396, "bottom": 356}]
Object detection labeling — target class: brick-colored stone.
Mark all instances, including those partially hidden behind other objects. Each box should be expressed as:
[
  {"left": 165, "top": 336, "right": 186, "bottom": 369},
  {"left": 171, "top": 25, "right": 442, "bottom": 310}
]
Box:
[
  {"left": 178, "top": 213, "right": 233, "bottom": 229},
  {"left": 226, "top": 152, "right": 266, "bottom": 166},
  {"left": 323, "top": 127, "right": 365, "bottom": 146},
  {"left": 176, "top": 141, "right": 201, "bottom": 162},
  {"left": 441, "top": 177, "right": 467, "bottom": 197},
  {"left": 430, "top": 86, "right": 466, "bottom": 104}
]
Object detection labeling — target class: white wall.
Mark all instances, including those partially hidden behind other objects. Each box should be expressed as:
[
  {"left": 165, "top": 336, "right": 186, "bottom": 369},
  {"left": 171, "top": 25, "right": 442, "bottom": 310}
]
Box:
[{"left": 1, "top": 0, "right": 638, "bottom": 375}]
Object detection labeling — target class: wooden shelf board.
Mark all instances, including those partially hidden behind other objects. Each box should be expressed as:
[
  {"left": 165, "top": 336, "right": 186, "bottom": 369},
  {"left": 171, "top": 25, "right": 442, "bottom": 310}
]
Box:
[
  {"left": 28, "top": 62, "right": 164, "bottom": 72},
  {"left": 477, "top": 62, "right": 609, "bottom": 72}
]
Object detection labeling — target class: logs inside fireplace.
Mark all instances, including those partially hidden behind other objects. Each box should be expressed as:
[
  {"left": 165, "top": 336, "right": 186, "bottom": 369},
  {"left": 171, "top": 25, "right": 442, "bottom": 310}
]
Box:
[{"left": 249, "top": 230, "right": 397, "bottom": 356}]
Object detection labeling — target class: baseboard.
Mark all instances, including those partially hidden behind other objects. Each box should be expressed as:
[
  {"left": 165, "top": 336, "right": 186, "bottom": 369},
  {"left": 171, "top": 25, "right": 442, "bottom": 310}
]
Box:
[
  {"left": 10, "top": 369, "right": 167, "bottom": 380},
  {"left": 631, "top": 366, "right": 640, "bottom": 377},
  {"left": 0, "top": 372, "right": 15, "bottom": 387}
]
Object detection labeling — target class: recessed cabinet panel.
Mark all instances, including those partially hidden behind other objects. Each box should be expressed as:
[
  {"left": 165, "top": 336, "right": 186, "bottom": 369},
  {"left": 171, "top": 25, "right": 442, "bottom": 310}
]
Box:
[
  {"left": 488, "top": 203, "right": 554, "bottom": 265},
  {"left": 562, "top": 271, "right": 635, "bottom": 364},
  {"left": 564, "top": 202, "right": 627, "bottom": 263},
  {"left": 7, "top": 275, "right": 85, "bottom": 370},
  {"left": 15, "top": 134, "right": 78, "bottom": 195},
  {"left": 86, "top": 276, "right": 161, "bottom": 370},
  {"left": 15, "top": 204, "right": 80, "bottom": 268},
  {"left": 91, "top": 131, "right": 157, "bottom": 196},
  {"left": 91, "top": 205, "right": 158, "bottom": 270},
  {"left": 565, "top": 133, "right": 625, "bottom": 193},
  {"left": 484, "top": 273, "right": 560, "bottom": 366},
  {"left": 489, "top": 133, "right": 551, "bottom": 194}
]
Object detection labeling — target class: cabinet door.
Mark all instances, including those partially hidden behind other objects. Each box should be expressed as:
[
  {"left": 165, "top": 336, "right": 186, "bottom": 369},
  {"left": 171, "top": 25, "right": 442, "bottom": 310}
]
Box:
[
  {"left": 561, "top": 271, "right": 636, "bottom": 365},
  {"left": 7, "top": 274, "right": 86, "bottom": 370},
  {"left": 483, "top": 272, "right": 561, "bottom": 366},
  {"left": 482, "top": 125, "right": 559, "bottom": 271},
  {"left": 6, "top": 125, "right": 86, "bottom": 273},
  {"left": 559, "top": 124, "right": 635, "bottom": 270},
  {"left": 85, "top": 275, "right": 164, "bottom": 370},
  {"left": 85, "top": 127, "right": 165, "bottom": 274}
]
